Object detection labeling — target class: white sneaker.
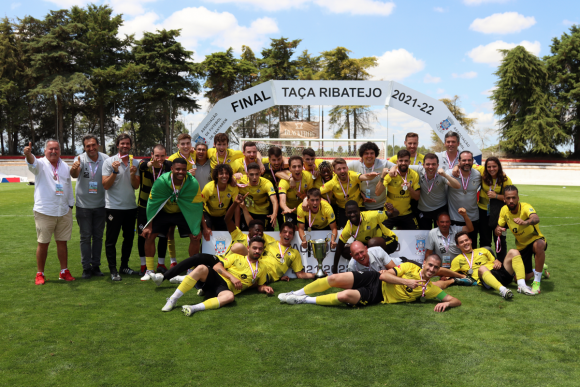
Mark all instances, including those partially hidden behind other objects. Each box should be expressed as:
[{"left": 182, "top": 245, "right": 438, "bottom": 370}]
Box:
[
  {"left": 182, "top": 305, "right": 196, "bottom": 317},
  {"left": 499, "top": 288, "right": 513, "bottom": 300},
  {"left": 197, "top": 289, "right": 205, "bottom": 296},
  {"left": 517, "top": 285, "right": 536, "bottom": 296},
  {"left": 169, "top": 275, "right": 185, "bottom": 284},
  {"left": 161, "top": 297, "right": 177, "bottom": 312},
  {"left": 140, "top": 270, "right": 154, "bottom": 281},
  {"left": 151, "top": 273, "right": 164, "bottom": 287},
  {"left": 278, "top": 291, "right": 295, "bottom": 303},
  {"left": 286, "top": 294, "right": 308, "bottom": 304}
]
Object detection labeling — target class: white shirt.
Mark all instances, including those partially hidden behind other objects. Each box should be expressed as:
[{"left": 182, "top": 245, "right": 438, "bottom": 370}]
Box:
[
  {"left": 347, "top": 246, "right": 402, "bottom": 272},
  {"left": 27, "top": 156, "right": 73, "bottom": 217}
]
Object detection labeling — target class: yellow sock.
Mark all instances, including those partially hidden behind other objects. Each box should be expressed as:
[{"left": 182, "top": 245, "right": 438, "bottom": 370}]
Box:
[
  {"left": 177, "top": 276, "right": 197, "bottom": 294},
  {"left": 481, "top": 271, "right": 503, "bottom": 291},
  {"left": 512, "top": 255, "right": 526, "bottom": 280},
  {"left": 168, "top": 239, "right": 176, "bottom": 259},
  {"left": 202, "top": 297, "right": 221, "bottom": 310},
  {"left": 315, "top": 293, "right": 343, "bottom": 306},
  {"left": 146, "top": 257, "right": 155, "bottom": 271},
  {"left": 303, "top": 277, "right": 331, "bottom": 295}
]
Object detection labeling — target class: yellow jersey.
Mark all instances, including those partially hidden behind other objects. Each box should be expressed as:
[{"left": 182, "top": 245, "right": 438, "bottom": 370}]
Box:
[
  {"left": 262, "top": 241, "right": 304, "bottom": 282},
  {"left": 314, "top": 175, "right": 335, "bottom": 205},
  {"left": 383, "top": 169, "right": 421, "bottom": 216},
  {"left": 278, "top": 171, "right": 314, "bottom": 209},
  {"left": 382, "top": 262, "right": 445, "bottom": 304},
  {"left": 389, "top": 153, "right": 425, "bottom": 166},
  {"left": 450, "top": 248, "right": 496, "bottom": 283},
  {"left": 167, "top": 151, "right": 196, "bottom": 170},
  {"left": 339, "top": 210, "right": 397, "bottom": 244},
  {"left": 237, "top": 176, "right": 276, "bottom": 215},
  {"left": 297, "top": 200, "right": 336, "bottom": 229},
  {"left": 207, "top": 148, "right": 244, "bottom": 169},
  {"left": 201, "top": 181, "right": 239, "bottom": 217},
  {"left": 474, "top": 165, "right": 513, "bottom": 211},
  {"left": 498, "top": 202, "right": 545, "bottom": 250},
  {"left": 302, "top": 158, "right": 325, "bottom": 173},
  {"left": 320, "top": 170, "right": 364, "bottom": 208},
  {"left": 219, "top": 253, "right": 268, "bottom": 295},
  {"left": 221, "top": 227, "right": 277, "bottom": 258}
]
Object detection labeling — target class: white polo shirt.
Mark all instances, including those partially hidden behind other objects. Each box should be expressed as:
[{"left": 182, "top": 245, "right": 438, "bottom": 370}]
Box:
[
  {"left": 27, "top": 156, "right": 74, "bottom": 217},
  {"left": 347, "top": 246, "right": 402, "bottom": 272}
]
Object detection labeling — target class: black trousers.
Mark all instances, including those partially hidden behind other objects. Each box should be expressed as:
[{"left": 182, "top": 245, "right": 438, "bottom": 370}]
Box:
[
  {"left": 478, "top": 207, "right": 507, "bottom": 262},
  {"left": 137, "top": 207, "right": 167, "bottom": 258},
  {"left": 105, "top": 208, "right": 136, "bottom": 270},
  {"left": 417, "top": 205, "right": 449, "bottom": 230},
  {"left": 451, "top": 218, "right": 480, "bottom": 249},
  {"left": 162, "top": 253, "right": 221, "bottom": 280}
]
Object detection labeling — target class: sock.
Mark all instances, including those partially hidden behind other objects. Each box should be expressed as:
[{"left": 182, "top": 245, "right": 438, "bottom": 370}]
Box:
[
  {"left": 170, "top": 289, "right": 184, "bottom": 301},
  {"left": 158, "top": 257, "right": 165, "bottom": 265},
  {"left": 511, "top": 255, "right": 526, "bottom": 281},
  {"left": 140, "top": 256, "right": 146, "bottom": 265},
  {"left": 303, "top": 277, "right": 331, "bottom": 295},
  {"left": 481, "top": 271, "right": 503, "bottom": 291},
  {"left": 499, "top": 286, "right": 507, "bottom": 293},
  {"left": 170, "top": 257, "right": 177, "bottom": 264},
  {"left": 60, "top": 268, "right": 68, "bottom": 274},
  {"left": 533, "top": 269, "right": 542, "bottom": 283},
  {"left": 146, "top": 257, "right": 155, "bottom": 272},
  {"left": 315, "top": 293, "right": 343, "bottom": 306},
  {"left": 176, "top": 276, "right": 197, "bottom": 295},
  {"left": 202, "top": 297, "right": 221, "bottom": 310},
  {"left": 305, "top": 297, "right": 317, "bottom": 304},
  {"left": 517, "top": 279, "right": 528, "bottom": 288},
  {"left": 168, "top": 239, "right": 176, "bottom": 260},
  {"left": 37, "top": 272, "right": 44, "bottom": 276}
]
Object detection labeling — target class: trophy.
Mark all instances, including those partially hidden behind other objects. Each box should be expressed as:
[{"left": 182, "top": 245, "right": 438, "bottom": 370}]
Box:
[
  {"left": 307, "top": 232, "right": 333, "bottom": 278},
  {"left": 244, "top": 194, "right": 254, "bottom": 208}
]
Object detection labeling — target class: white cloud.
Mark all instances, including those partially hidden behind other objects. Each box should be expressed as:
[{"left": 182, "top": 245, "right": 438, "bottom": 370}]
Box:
[
  {"left": 467, "top": 40, "right": 541, "bottom": 66},
  {"left": 470, "top": 12, "right": 536, "bottom": 34},
  {"left": 563, "top": 20, "right": 577, "bottom": 26},
  {"left": 44, "top": 0, "right": 91, "bottom": 7},
  {"left": 203, "top": 0, "right": 395, "bottom": 15},
  {"left": 371, "top": 49, "right": 425, "bottom": 81},
  {"left": 424, "top": 74, "right": 441, "bottom": 83},
  {"left": 436, "top": 88, "right": 445, "bottom": 94},
  {"left": 11, "top": 2, "right": 21, "bottom": 9},
  {"left": 107, "top": 0, "right": 159, "bottom": 16},
  {"left": 452, "top": 71, "right": 477, "bottom": 79},
  {"left": 481, "top": 87, "right": 497, "bottom": 96},
  {"left": 118, "top": 7, "right": 279, "bottom": 52},
  {"left": 463, "top": 0, "right": 510, "bottom": 5},
  {"left": 433, "top": 6, "right": 445, "bottom": 12}
]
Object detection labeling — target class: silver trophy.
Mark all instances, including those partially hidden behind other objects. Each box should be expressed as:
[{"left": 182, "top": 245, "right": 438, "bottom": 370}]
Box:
[{"left": 307, "top": 232, "right": 332, "bottom": 278}]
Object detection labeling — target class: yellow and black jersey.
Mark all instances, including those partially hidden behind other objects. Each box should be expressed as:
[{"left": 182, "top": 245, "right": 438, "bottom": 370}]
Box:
[
  {"left": 498, "top": 202, "right": 545, "bottom": 250},
  {"left": 278, "top": 171, "right": 314, "bottom": 209},
  {"left": 219, "top": 253, "right": 268, "bottom": 295},
  {"left": 382, "top": 262, "right": 445, "bottom": 304},
  {"left": 261, "top": 242, "right": 304, "bottom": 282},
  {"left": 201, "top": 181, "right": 239, "bottom": 217},
  {"left": 383, "top": 169, "right": 421, "bottom": 216},
  {"left": 450, "top": 248, "right": 495, "bottom": 283},
  {"left": 320, "top": 170, "right": 363, "bottom": 208},
  {"left": 296, "top": 200, "right": 336, "bottom": 229},
  {"left": 339, "top": 210, "right": 397, "bottom": 245},
  {"left": 207, "top": 148, "right": 244, "bottom": 170},
  {"left": 237, "top": 177, "right": 276, "bottom": 215}
]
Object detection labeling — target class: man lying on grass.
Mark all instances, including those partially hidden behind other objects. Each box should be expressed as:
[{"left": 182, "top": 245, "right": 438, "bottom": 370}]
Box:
[
  {"left": 150, "top": 236, "right": 274, "bottom": 315},
  {"left": 278, "top": 254, "right": 461, "bottom": 312}
]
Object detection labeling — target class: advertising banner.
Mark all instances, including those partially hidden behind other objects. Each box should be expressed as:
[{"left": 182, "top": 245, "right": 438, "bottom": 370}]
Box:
[{"left": 279, "top": 121, "right": 320, "bottom": 139}]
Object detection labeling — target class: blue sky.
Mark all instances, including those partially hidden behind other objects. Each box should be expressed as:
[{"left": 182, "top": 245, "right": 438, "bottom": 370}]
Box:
[{"left": 3, "top": 0, "right": 579, "bottom": 151}]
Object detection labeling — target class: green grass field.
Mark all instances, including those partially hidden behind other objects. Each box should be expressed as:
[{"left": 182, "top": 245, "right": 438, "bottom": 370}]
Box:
[{"left": 1, "top": 183, "right": 579, "bottom": 387}]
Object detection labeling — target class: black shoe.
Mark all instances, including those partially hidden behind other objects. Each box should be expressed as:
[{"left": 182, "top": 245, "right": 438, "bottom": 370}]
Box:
[
  {"left": 91, "top": 266, "right": 104, "bottom": 277},
  {"left": 120, "top": 267, "right": 137, "bottom": 275},
  {"left": 110, "top": 271, "right": 122, "bottom": 281},
  {"left": 82, "top": 269, "right": 92, "bottom": 279}
]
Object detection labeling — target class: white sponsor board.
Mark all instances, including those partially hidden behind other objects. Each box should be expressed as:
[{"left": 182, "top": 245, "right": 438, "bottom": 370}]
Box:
[
  {"left": 203, "top": 230, "right": 430, "bottom": 278},
  {"left": 191, "top": 80, "right": 481, "bottom": 162}
]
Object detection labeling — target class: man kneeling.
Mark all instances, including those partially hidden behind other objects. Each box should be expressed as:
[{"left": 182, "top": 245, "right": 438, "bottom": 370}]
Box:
[
  {"left": 154, "top": 236, "right": 274, "bottom": 315},
  {"left": 279, "top": 254, "right": 461, "bottom": 313}
]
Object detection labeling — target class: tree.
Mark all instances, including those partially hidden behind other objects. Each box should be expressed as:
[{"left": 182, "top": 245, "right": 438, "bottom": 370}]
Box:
[
  {"left": 545, "top": 25, "right": 580, "bottom": 156},
  {"left": 133, "top": 29, "right": 202, "bottom": 150},
  {"left": 491, "top": 45, "right": 566, "bottom": 154},
  {"left": 430, "top": 95, "right": 476, "bottom": 152}
]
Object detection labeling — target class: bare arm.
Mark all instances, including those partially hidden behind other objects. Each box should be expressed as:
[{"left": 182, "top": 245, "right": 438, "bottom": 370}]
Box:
[
  {"left": 332, "top": 239, "right": 346, "bottom": 274},
  {"left": 214, "top": 263, "right": 243, "bottom": 290},
  {"left": 224, "top": 195, "right": 241, "bottom": 233},
  {"left": 379, "top": 269, "right": 424, "bottom": 288},
  {"left": 408, "top": 185, "right": 420, "bottom": 201},
  {"left": 329, "top": 222, "right": 338, "bottom": 249},
  {"left": 458, "top": 208, "right": 474, "bottom": 233},
  {"left": 69, "top": 156, "right": 81, "bottom": 178},
  {"left": 375, "top": 172, "right": 387, "bottom": 196},
  {"left": 276, "top": 171, "right": 291, "bottom": 181},
  {"left": 130, "top": 164, "right": 140, "bottom": 189},
  {"left": 359, "top": 172, "right": 380, "bottom": 182},
  {"left": 295, "top": 271, "right": 315, "bottom": 279},
  {"left": 434, "top": 294, "right": 461, "bottom": 312}
]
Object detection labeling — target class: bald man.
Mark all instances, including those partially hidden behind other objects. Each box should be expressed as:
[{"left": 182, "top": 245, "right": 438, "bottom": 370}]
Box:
[{"left": 347, "top": 242, "right": 402, "bottom": 273}]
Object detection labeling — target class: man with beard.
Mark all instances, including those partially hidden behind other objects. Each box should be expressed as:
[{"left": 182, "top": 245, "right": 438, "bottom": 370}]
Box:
[
  {"left": 70, "top": 135, "right": 109, "bottom": 279},
  {"left": 389, "top": 132, "right": 425, "bottom": 166},
  {"left": 348, "top": 142, "right": 389, "bottom": 211},
  {"left": 140, "top": 158, "right": 204, "bottom": 281},
  {"left": 446, "top": 151, "right": 481, "bottom": 246},
  {"left": 319, "top": 158, "right": 380, "bottom": 228},
  {"left": 278, "top": 156, "right": 315, "bottom": 225},
  {"left": 262, "top": 146, "right": 288, "bottom": 229},
  {"left": 376, "top": 150, "right": 420, "bottom": 230},
  {"left": 25, "top": 140, "right": 76, "bottom": 284},
  {"left": 102, "top": 133, "right": 140, "bottom": 280},
  {"left": 296, "top": 188, "right": 338, "bottom": 250},
  {"left": 496, "top": 185, "right": 548, "bottom": 294},
  {"left": 232, "top": 141, "right": 266, "bottom": 177},
  {"left": 278, "top": 254, "right": 461, "bottom": 312},
  {"left": 237, "top": 162, "right": 278, "bottom": 231}
]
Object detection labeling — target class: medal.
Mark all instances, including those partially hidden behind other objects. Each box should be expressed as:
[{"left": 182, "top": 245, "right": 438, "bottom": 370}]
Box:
[
  {"left": 278, "top": 242, "right": 290, "bottom": 263},
  {"left": 170, "top": 173, "right": 182, "bottom": 201},
  {"left": 403, "top": 185, "right": 408, "bottom": 191},
  {"left": 419, "top": 271, "right": 431, "bottom": 302},
  {"left": 460, "top": 171, "right": 470, "bottom": 194},
  {"left": 468, "top": 269, "right": 473, "bottom": 275},
  {"left": 338, "top": 175, "right": 350, "bottom": 200},
  {"left": 216, "top": 184, "right": 224, "bottom": 208},
  {"left": 463, "top": 251, "right": 475, "bottom": 275},
  {"left": 308, "top": 208, "right": 316, "bottom": 230},
  {"left": 397, "top": 170, "right": 408, "bottom": 192},
  {"left": 425, "top": 174, "right": 436, "bottom": 195},
  {"left": 179, "top": 151, "right": 195, "bottom": 167},
  {"left": 246, "top": 256, "right": 259, "bottom": 283},
  {"left": 420, "top": 296, "right": 426, "bottom": 303}
]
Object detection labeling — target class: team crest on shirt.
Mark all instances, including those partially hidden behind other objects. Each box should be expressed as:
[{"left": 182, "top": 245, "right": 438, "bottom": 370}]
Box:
[
  {"left": 227, "top": 159, "right": 231, "bottom": 163},
  {"left": 257, "top": 189, "right": 261, "bottom": 193},
  {"left": 227, "top": 193, "right": 231, "bottom": 198},
  {"left": 529, "top": 207, "right": 534, "bottom": 212},
  {"left": 366, "top": 226, "right": 371, "bottom": 230},
  {"left": 215, "top": 236, "right": 227, "bottom": 255},
  {"left": 415, "top": 235, "right": 426, "bottom": 255},
  {"left": 241, "top": 274, "right": 247, "bottom": 279}
]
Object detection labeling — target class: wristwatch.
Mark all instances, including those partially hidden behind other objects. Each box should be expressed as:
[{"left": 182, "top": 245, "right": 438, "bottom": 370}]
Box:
[{"left": 113, "top": 171, "right": 119, "bottom": 174}]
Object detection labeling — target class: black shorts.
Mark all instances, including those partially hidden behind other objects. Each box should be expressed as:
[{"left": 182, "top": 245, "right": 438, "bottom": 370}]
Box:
[
  {"left": 351, "top": 271, "right": 384, "bottom": 306},
  {"left": 137, "top": 207, "right": 148, "bottom": 234},
  {"left": 203, "top": 212, "right": 227, "bottom": 231},
  {"left": 383, "top": 213, "right": 418, "bottom": 230},
  {"left": 197, "top": 267, "right": 231, "bottom": 297},
  {"left": 519, "top": 238, "right": 548, "bottom": 274},
  {"left": 242, "top": 213, "right": 270, "bottom": 231},
  {"left": 481, "top": 267, "right": 514, "bottom": 288},
  {"left": 152, "top": 210, "right": 191, "bottom": 238},
  {"left": 381, "top": 234, "right": 399, "bottom": 255}
]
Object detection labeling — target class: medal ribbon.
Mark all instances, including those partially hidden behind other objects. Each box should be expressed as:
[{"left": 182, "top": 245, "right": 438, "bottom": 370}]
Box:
[
  {"left": 246, "top": 256, "right": 259, "bottom": 281},
  {"left": 441, "top": 234, "right": 450, "bottom": 250},
  {"left": 426, "top": 174, "right": 437, "bottom": 194},
  {"left": 338, "top": 175, "right": 350, "bottom": 199},
  {"left": 365, "top": 162, "right": 375, "bottom": 189},
  {"left": 269, "top": 165, "right": 277, "bottom": 185},
  {"left": 51, "top": 160, "right": 60, "bottom": 183},
  {"left": 217, "top": 151, "right": 226, "bottom": 165},
  {"left": 170, "top": 173, "right": 182, "bottom": 200},
  {"left": 397, "top": 170, "right": 408, "bottom": 188},
  {"left": 179, "top": 151, "right": 195, "bottom": 166},
  {"left": 216, "top": 184, "right": 223, "bottom": 207},
  {"left": 353, "top": 215, "right": 363, "bottom": 239},
  {"left": 462, "top": 251, "right": 474, "bottom": 271},
  {"left": 308, "top": 208, "right": 316, "bottom": 229},
  {"left": 445, "top": 151, "right": 458, "bottom": 169},
  {"left": 460, "top": 172, "right": 470, "bottom": 192},
  {"left": 278, "top": 242, "right": 290, "bottom": 261},
  {"left": 496, "top": 236, "right": 502, "bottom": 253},
  {"left": 413, "top": 154, "right": 417, "bottom": 165},
  {"left": 419, "top": 271, "right": 431, "bottom": 298}
]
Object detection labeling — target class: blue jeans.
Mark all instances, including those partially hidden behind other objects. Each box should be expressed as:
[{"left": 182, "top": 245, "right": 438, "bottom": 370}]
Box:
[{"left": 76, "top": 207, "right": 106, "bottom": 270}]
